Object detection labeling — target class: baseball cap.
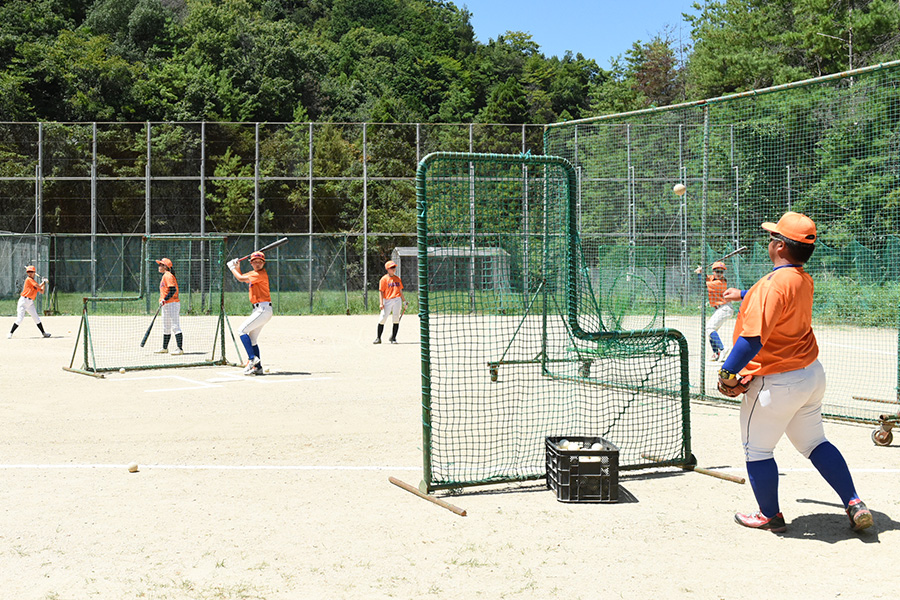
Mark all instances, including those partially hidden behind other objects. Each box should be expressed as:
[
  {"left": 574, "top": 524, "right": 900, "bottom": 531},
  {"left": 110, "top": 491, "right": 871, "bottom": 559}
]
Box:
[
  {"left": 712, "top": 261, "right": 726, "bottom": 270},
  {"left": 156, "top": 257, "right": 173, "bottom": 268},
  {"left": 385, "top": 260, "right": 397, "bottom": 269},
  {"left": 25, "top": 265, "right": 36, "bottom": 272},
  {"left": 761, "top": 211, "right": 817, "bottom": 244},
  {"left": 250, "top": 251, "right": 266, "bottom": 261}
]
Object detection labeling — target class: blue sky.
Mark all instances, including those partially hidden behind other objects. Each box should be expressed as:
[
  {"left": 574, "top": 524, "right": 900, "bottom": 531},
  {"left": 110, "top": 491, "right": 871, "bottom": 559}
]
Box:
[{"left": 460, "top": 0, "right": 700, "bottom": 70}]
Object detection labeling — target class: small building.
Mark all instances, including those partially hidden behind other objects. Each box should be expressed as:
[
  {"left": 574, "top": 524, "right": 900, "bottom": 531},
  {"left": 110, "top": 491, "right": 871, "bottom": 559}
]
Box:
[{"left": 391, "top": 246, "right": 512, "bottom": 292}]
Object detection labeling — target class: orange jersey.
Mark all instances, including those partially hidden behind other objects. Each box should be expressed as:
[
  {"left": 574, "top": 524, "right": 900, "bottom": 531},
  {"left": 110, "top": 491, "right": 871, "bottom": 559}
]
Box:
[
  {"left": 20, "top": 277, "right": 43, "bottom": 300},
  {"left": 246, "top": 269, "right": 270, "bottom": 304},
  {"left": 732, "top": 266, "right": 818, "bottom": 377},
  {"left": 159, "top": 271, "right": 179, "bottom": 304},
  {"left": 379, "top": 274, "right": 403, "bottom": 300},
  {"left": 704, "top": 277, "right": 728, "bottom": 308}
]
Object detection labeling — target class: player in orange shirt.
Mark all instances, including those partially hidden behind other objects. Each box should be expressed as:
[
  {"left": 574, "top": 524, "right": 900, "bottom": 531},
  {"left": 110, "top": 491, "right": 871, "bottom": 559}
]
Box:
[
  {"left": 695, "top": 260, "right": 733, "bottom": 361},
  {"left": 8, "top": 265, "right": 50, "bottom": 339},
  {"left": 154, "top": 257, "right": 184, "bottom": 355},
  {"left": 718, "top": 212, "right": 872, "bottom": 533},
  {"left": 228, "top": 251, "right": 271, "bottom": 375},
  {"left": 373, "top": 260, "right": 405, "bottom": 344}
]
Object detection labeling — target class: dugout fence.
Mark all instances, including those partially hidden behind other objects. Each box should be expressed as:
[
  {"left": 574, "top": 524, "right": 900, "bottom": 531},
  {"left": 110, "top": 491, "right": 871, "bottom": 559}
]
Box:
[{"left": 544, "top": 60, "right": 900, "bottom": 423}]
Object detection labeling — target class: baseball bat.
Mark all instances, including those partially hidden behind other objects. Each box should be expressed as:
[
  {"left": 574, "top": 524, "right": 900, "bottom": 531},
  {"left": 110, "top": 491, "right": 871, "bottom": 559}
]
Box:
[
  {"left": 236, "top": 237, "right": 289, "bottom": 263},
  {"left": 708, "top": 246, "right": 748, "bottom": 267},
  {"left": 140, "top": 303, "right": 163, "bottom": 348},
  {"left": 398, "top": 301, "right": 409, "bottom": 322},
  {"left": 641, "top": 453, "right": 745, "bottom": 485},
  {"left": 389, "top": 476, "right": 467, "bottom": 516}
]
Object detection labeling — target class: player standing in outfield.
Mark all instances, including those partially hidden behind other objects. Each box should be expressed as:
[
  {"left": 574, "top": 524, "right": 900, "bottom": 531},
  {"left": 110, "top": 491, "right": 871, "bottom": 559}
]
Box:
[
  {"left": 373, "top": 260, "right": 405, "bottom": 344},
  {"left": 8, "top": 265, "right": 50, "bottom": 339},
  {"left": 718, "top": 212, "right": 873, "bottom": 533},
  {"left": 695, "top": 261, "right": 733, "bottom": 361},
  {"left": 228, "top": 251, "right": 271, "bottom": 375},
  {"left": 154, "top": 257, "right": 184, "bottom": 355}
]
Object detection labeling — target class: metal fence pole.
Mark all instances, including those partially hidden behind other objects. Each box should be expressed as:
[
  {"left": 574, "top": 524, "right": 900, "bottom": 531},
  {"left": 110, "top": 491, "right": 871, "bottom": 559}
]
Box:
[
  {"left": 363, "top": 123, "right": 368, "bottom": 311},
  {"left": 308, "top": 123, "right": 314, "bottom": 312},
  {"left": 254, "top": 122, "right": 260, "bottom": 249},
  {"left": 91, "top": 123, "right": 98, "bottom": 296},
  {"left": 200, "top": 122, "right": 207, "bottom": 309}
]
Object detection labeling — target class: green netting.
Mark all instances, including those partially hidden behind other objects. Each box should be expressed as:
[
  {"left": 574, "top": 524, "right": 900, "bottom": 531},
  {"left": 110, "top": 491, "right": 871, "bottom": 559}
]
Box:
[
  {"left": 416, "top": 152, "right": 691, "bottom": 492},
  {"left": 545, "top": 61, "right": 900, "bottom": 422},
  {"left": 66, "top": 236, "right": 233, "bottom": 374}
]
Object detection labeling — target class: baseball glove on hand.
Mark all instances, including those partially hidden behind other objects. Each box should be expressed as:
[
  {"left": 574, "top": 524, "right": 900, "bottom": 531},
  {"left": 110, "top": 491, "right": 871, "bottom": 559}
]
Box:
[{"left": 718, "top": 375, "right": 751, "bottom": 397}]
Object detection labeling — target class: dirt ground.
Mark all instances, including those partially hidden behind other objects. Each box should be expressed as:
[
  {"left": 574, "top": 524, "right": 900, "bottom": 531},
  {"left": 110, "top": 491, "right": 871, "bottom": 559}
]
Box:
[{"left": 1, "top": 315, "right": 899, "bottom": 600}]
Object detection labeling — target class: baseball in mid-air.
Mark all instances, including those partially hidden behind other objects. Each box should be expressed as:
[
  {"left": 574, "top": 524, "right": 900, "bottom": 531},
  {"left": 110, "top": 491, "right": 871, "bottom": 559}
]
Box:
[
  {"left": 127, "top": 462, "right": 139, "bottom": 473},
  {"left": 673, "top": 183, "right": 687, "bottom": 196},
  {"left": 119, "top": 368, "right": 126, "bottom": 374}
]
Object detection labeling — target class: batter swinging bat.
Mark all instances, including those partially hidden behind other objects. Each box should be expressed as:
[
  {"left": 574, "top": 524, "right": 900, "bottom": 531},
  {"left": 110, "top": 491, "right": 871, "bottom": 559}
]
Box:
[
  {"left": 140, "top": 303, "right": 163, "bottom": 348},
  {"left": 236, "top": 237, "right": 289, "bottom": 263},
  {"left": 709, "top": 246, "right": 748, "bottom": 267}
]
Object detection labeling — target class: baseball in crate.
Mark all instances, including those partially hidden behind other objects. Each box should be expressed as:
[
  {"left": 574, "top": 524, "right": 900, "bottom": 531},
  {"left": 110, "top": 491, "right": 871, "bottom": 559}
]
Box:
[{"left": 546, "top": 436, "right": 619, "bottom": 503}]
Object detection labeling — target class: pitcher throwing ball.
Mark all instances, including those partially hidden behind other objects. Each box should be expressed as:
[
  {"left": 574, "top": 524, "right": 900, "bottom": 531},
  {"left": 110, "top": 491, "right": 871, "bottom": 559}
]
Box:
[
  {"left": 8, "top": 265, "right": 50, "bottom": 339},
  {"left": 718, "top": 212, "right": 873, "bottom": 533},
  {"left": 228, "top": 251, "right": 271, "bottom": 375}
]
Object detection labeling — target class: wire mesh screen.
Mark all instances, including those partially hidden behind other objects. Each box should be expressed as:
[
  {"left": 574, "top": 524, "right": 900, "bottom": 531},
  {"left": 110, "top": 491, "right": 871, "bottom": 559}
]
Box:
[
  {"left": 417, "top": 152, "right": 691, "bottom": 492},
  {"left": 545, "top": 62, "right": 900, "bottom": 422}
]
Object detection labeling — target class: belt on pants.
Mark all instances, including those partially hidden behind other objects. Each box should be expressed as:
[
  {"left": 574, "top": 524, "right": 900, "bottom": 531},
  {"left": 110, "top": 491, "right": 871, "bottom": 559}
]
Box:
[{"left": 253, "top": 301, "right": 272, "bottom": 308}]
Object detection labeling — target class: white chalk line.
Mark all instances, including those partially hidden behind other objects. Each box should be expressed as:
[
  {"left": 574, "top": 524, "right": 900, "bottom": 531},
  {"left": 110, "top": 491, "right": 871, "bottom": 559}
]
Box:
[
  {"left": 110, "top": 371, "right": 332, "bottom": 392},
  {"left": 0, "top": 465, "right": 898, "bottom": 474},
  {"left": 0, "top": 464, "right": 420, "bottom": 471}
]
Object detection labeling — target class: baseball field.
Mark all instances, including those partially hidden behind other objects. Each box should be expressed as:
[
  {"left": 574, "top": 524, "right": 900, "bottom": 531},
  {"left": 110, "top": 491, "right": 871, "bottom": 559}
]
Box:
[{"left": 2, "top": 314, "right": 898, "bottom": 599}]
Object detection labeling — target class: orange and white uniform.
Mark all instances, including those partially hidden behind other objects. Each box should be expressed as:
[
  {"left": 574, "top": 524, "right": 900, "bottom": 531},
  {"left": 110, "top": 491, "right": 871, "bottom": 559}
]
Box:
[
  {"left": 15, "top": 276, "right": 46, "bottom": 325},
  {"left": 378, "top": 272, "right": 404, "bottom": 324},
  {"left": 159, "top": 269, "right": 182, "bottom": 336},
  {"left": 238, "top": 268, "right": 272, "bottom": 344}
]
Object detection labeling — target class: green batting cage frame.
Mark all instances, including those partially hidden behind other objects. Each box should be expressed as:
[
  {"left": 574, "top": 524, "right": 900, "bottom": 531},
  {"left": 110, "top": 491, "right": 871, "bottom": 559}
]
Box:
[
  {"left": 64, "top": 235, "right": 238, "bottom": 376},
  {"left": 544, "top": 60, "right": 900, "bottom": 427},
  {"left": 416, "top": 152, "right": 692, "bottom": 493}
]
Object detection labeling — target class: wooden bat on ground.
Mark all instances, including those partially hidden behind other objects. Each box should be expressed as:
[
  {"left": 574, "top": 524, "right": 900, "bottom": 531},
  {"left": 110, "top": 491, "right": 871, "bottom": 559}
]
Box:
[
  {"left": 235, "top": 237, "right": 289, "bottom": 263},
  {"left": 140, "top": 303, "right": 163, "bottom": 348},
  {"left": 642, "top": 453, "right": 745, "bottom": 484},
  {"left": 389, "top": 476, "right": 467, "bottom": 516},
  {"left": 709, "top": 246, "right": 749, "bottom": 267}
]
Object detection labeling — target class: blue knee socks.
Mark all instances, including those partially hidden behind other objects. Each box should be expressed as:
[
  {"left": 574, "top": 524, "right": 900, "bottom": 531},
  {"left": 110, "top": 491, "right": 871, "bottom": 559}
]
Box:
[
  {"left": 240, "top": 334, "right": 255, "bottom": 360},
  {"left": 809, "top": 441, "right": 858, "bottom": 506},
  {"left": 746, "top": 458, "right": 780, "bottom": 517},
  {"left": 709, "top": 331, "right": 723, "bottom": 352}
]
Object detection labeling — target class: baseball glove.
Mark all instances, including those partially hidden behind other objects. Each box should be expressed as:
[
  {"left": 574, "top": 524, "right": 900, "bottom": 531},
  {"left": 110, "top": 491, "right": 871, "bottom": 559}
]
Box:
[{"left": 718, "top": 375, "right": 752, "bottom": 397}]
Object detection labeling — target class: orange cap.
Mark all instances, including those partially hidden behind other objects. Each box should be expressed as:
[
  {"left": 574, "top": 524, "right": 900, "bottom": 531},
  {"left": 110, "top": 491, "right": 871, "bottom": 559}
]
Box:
[
  {"left": 156, "top": 257, "right": 173, "bottom": 268},
  {"left": 250, "top": 251, "right": 265, "bottom": 261},
  {"left": 762, "top": 212, "right": 817, "bottom": 244},
  {"left": 385, "top": 261, "right": 397, "bottom": 269},
  {"left": 712, "top": 261, "right": 726, "bottom": 270},
  {"left": 25, "top": 265, "right": 36, "bottom": 272}
]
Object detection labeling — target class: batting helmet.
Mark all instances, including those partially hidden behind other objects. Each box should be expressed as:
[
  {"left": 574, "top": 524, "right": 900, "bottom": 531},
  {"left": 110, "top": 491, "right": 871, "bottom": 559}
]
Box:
[
  {"left": 712, "top": 261, "right": 727, "bottom": 270},
  {"left": 25, "top": 265, "right": 36, "bottom": 272},
  {"left": 250, "top": 251, "right": 266, "bottom": 261},
  {"left": 156, "top": 257, "right": 173, "bottom": 268}
]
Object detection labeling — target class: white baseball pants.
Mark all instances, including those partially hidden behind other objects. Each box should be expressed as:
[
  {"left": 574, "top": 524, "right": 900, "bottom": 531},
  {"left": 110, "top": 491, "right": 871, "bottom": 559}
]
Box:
[
  {"left": 161, "top": 301, "right": 182, "bottom": 335},
  {"left": 378, "top": 297, "right": 403, "bottom": 324},
  {"left": 740, "top": 359, "right": 828, "bottom": 462},
  {"left": 705, "top": 303, "right": 734, "bottom": 337},
  {"left": 239, "top": 302, "right": 273, "bottom": 345},
  {"left": 15, "top": 296, "right": 42, "bottom": 325}
]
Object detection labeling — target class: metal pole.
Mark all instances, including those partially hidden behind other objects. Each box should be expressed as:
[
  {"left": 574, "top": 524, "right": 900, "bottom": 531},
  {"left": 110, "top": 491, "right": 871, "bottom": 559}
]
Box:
[
  {"left": 145, "top": 122, "right": 151, "bottom": 236},
  {"left": 91, "top": 123, "right": 97, "bottom": 296},
  {"left": 200, "top": 122, "right": 206, "bottom": 310},
  {"left": 254, "top": 122, "right": 260, "bottom": 249},
  {"left": 35, "top": 124, "right": 42, "bottom": 266},
  {"left": 308, "top": 122, "right": 314, "bottom": 313},
  {"left": 786, "top": 165, "right": 792, "bottom": 211},
  {"left": 363, "top": 123, "right": 368, "bottom": 311}
]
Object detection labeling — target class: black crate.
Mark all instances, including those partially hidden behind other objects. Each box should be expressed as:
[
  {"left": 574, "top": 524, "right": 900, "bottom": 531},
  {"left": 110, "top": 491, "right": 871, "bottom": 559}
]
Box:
[{"left": 546, "top": 436, "right": 619, "bottom": 503}]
